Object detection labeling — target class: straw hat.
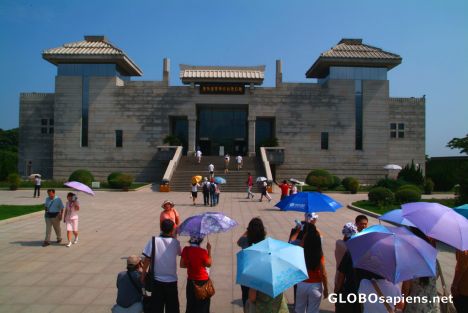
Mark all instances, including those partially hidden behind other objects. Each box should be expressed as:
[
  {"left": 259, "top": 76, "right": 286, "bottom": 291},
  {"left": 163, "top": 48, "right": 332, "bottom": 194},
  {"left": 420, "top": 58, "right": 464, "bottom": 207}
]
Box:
[{"left": 161, "top": 200, "right": 175, "bottom": 208}]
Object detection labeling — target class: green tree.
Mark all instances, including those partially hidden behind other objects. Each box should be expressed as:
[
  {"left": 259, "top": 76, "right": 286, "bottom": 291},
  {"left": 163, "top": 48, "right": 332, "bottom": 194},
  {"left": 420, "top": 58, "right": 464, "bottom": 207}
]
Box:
[{"left": 447, "top": 134, "right": 468, "bottom": 155}]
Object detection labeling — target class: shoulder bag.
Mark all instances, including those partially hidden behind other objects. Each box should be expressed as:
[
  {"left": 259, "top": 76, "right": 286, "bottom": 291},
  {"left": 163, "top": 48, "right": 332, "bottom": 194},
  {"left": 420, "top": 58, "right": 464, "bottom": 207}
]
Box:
[{"left": 144, "top": 236, "right": 155, "bottom": 292}]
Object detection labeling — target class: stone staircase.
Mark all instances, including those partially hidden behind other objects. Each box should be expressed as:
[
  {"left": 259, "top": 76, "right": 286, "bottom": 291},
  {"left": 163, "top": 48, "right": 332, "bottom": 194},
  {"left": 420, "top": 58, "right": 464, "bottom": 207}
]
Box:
[{"left": 170, "top": 156, "right": 263, "bottom": 192}]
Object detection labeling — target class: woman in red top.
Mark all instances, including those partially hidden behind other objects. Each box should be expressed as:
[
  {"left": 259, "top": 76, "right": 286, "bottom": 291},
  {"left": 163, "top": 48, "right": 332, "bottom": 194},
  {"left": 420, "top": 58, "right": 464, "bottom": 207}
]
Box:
[
  {"left": 278, "top": 180, "right": 291, "bottom": 200},
  {"left": 180, "top": 235, "right": 212, "bottom": 313},
  {"left": 295, "top": 223, "right": 328, "bottom": 313}
]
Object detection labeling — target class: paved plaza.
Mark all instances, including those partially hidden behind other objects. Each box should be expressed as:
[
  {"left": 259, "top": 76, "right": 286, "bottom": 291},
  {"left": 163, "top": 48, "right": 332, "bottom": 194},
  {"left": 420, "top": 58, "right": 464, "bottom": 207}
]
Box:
[{"left": 0, "top": 188, "right": 457, "bottom": 313}]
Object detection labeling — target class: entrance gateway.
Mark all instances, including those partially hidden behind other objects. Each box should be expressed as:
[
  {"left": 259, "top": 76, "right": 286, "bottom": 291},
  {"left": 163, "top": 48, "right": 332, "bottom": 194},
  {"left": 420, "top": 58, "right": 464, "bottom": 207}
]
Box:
[{"left": 179, "top": 65, "right": 268, "bottom": 156}]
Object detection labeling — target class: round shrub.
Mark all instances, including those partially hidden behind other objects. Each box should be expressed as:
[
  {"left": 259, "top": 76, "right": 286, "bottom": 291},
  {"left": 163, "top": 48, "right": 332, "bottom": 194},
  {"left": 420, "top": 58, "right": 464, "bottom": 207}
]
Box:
[
  {"left": 107, "top": 172, "right": 123, "bottom": 189},
  {"left": 368, "top": 187, "right": 394, "bottom": 206},
  {"left": 348, "top": 179, "right": 360, "bottom": 194},
  {"left": 397, "top": 184, "right": 422, "bottom": 194},
  {"left": 424, "top": 178, "right": 434, "bottom": 195},
  {"left": 375, "top": 178, "right": 407, "bottom": 192},
  {"left": 68, "top": 169, "right": 94, "bottom": 187},
  {"left": 395, "top": 189, "right": 421, "bottom": 204},
  {"left": 7, "top": 173, "right": 21, "bottom": 190},
  {"left": 110, "top": 173, "right": 134, "bottom": 190},
  {"left": 330, "top": 176, "right": 341, "bottom": 189},
  {"left": 305, "top": 169, "right": 333, "bottom": 192}
]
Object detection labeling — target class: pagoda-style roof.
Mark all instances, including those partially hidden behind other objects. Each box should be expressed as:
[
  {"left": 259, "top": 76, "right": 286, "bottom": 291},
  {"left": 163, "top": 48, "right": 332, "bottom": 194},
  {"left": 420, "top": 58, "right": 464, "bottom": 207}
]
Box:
[
  {"left": 180, "top": 65, "right": 265, "bottom": 85},
  {"left": 42, "top": 36, "right": 142, "bottom": 76},
  {"left": 306, "top": 39, "right": 402, "bottom": 78}
]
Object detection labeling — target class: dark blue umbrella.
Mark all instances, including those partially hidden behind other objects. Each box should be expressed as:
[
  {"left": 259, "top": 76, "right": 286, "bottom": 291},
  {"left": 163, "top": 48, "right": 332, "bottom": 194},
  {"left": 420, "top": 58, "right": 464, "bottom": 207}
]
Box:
[
  {"left": 177, "top": 212, "right": 238, "bottom": 236},
  {"left": 275, "top": 191, "right": 343, "bottom": 213}
]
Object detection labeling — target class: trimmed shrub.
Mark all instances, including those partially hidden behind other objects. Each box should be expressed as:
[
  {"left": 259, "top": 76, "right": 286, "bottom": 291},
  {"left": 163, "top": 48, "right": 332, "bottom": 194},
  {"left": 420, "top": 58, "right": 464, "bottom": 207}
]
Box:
[
  {"left": 368, "top": 187, "right": 394, "bottom": 206},
  {"left": 107, "top": 172, "right": 123, "bottom": 189},
  {"left": 163, "top": 135, "right": 182, "bottom": 146},
  {"left": 305, "top": 169, "right": 333, "bottom": 192},
  {"left": 342, "top": 177, "right": 359, "bottom": 193},
  {"left": 68, "top": 169, "right": 94, "bottom": 187},
  {"left": 375, "top": 178, "right": 407, "bottom": 192},
  {"left": 398, "top": 160, "right": 424, "bottom": 186},
  {"left": 424, "top": 178, "right": 434, "bottom": 195},
  {"left": 109, "top": 173, "right": 134, "bottom": 190},
  {"left": 330, "top": 176, "right": 341, "bottom": 189},
  {"left": 395, "top": 189, "right": 421, "bottom": 204},
  {"left": 397, "top": 184, "right": 422, "bottom": 193},
  {"left": 7, "top": 173, "right": 21, "bottom": 190},
  {"left": 348, "top": 179, "right": 360, "bottom": 194}
]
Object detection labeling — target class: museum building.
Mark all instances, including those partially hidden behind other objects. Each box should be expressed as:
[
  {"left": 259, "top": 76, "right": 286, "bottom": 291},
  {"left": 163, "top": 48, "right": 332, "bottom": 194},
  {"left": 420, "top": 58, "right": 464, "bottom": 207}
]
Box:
[{"left": 18, "top": 36, "right": 425, "bottom": 183}]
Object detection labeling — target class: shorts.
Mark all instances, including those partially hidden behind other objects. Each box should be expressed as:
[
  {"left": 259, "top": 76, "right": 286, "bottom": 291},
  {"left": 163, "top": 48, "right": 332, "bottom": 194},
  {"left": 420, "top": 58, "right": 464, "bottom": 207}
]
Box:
[
  {"left": 191, "top": 192, "right": 198, "bottom": 198},
  {"left": 66, "top": 219, "right": 79, "bottom": 232}
]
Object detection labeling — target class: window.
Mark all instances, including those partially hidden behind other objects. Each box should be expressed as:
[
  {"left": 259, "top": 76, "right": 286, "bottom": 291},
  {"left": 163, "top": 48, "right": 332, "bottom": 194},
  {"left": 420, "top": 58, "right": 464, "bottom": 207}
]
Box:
[
  {"left": 41, "top": 119, "right": 48, "bottom": 125},
  {"left": 115, "top": 130, "right": 123, "bottom": 147},
  {"left": 355, "top": 80, "right": 363, "bottom": 150},
  {"left": 321, "top": 132, "right": 329, "bottom": 150},
  {"left": 390, "top": 123, "right": 405, "bottom": 138},
  {"left": 41, "top": 118, "right": 54, "bottom": 134}
]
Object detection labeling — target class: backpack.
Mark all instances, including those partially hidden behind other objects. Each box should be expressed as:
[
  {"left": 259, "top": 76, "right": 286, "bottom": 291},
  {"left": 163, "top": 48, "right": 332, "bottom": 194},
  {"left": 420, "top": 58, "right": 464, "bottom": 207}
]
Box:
[
  {"left": 203, "top": 182, "right": 209, "bottom": 193},
  {"left": 209, "top": 183, "right": 216, "bottom": 193}
]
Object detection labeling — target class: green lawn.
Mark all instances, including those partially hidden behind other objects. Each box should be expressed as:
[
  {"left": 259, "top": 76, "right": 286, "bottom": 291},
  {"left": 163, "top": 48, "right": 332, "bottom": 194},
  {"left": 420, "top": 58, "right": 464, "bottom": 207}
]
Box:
[
  {"left": 352, "top": 198, "right": 457, "bottom": 215},
  {"left": 0, "top": 204, "right": 44, "bottom": 220}
]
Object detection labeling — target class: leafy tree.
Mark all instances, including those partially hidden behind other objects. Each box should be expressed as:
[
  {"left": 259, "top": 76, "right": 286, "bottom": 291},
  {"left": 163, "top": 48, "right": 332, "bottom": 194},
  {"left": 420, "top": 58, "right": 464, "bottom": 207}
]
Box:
[
  {"left": 397, "top": 160, "right": 424, "bottom": 186},
  {"left": 447, "top": 134, "right": 468, "bottom": 155},
  {"left": 163, "top": 135, "right": 182, "bottom": 146},
  {"left": 0, "top": 128, "right": 19, "bottom": 153}
]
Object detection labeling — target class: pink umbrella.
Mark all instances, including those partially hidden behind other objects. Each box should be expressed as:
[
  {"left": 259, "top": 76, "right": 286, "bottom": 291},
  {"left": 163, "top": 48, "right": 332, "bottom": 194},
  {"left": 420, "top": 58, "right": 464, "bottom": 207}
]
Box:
[{"left": 64, "top": 181, "right": 95, "bottom": 196}]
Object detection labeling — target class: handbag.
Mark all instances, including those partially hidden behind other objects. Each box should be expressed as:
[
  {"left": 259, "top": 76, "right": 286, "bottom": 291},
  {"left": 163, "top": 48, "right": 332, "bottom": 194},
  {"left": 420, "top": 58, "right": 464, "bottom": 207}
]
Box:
[
  {"left": 144, "top": 236, "right": 156, "bottom": 292},
  {"left": 193, "top": 278, "right": 215, "bottom": 300},
  {"left": 436, "top": 260, "right": 457, "bottom": 313}
]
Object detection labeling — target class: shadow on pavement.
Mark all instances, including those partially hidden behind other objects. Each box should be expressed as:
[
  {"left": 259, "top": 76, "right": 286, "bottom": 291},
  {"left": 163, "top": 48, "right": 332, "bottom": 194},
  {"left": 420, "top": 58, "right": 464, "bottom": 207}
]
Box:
[{"left": 10, "top": 240, "right": 44, "bottom": 247}]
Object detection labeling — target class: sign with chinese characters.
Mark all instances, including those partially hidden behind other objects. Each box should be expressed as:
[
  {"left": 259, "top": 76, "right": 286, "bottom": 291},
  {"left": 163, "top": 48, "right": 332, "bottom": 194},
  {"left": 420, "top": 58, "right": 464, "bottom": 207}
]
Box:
[{"left": 200, "top": 84, "right": 245, "bottom": 95}]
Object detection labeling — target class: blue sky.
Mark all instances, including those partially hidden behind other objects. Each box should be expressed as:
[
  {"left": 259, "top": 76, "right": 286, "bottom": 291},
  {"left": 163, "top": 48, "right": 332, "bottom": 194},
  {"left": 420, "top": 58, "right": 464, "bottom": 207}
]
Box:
[{"left": 0, "top": 0, "right": 467, "bottom": 156}]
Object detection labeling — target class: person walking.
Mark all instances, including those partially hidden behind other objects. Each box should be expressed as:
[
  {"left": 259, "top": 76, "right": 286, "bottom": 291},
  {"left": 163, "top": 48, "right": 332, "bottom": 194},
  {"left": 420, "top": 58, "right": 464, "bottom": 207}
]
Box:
[
  {"left": 224, "top": 154, "right": 230, "bottom": 174},
  {"left": 335, "top": 223, "right": 357, "bottom": 286},
  {"left": 208, "top": 163, "right": 214, "bottom": 179},
  {"left": 259, "top": 181, "right": 272, "bottom": 202},
  {"left": 236, "top": 155, "right": 243, "bottom": 170},
  {"left": 237, "top": 217, "right": 267, "bottom": 309},
  {"left": 214, "top": 183, "right": 221, "bottom": 206},
  {"left": 201, "top": 178, "right": 210, "bottom": 206},
  {"left": 33, "top": 175, "right": 41, "bottom": 198},
  {"left": 180, "top": 235, "right": 213, "bottom": 313},
  {"left": 63, "top": 192, "right": 80, "bottom": 247},
  {"left": 42, "top": 189, "right": 64, "bottom": 247},
  {"left": 141, "top": 219, "right": 182, "bottom": 313},
  {"left": 290, "top": 182, "right": 298, "bottom": 195},
  {"left": 209, "top": 179, "right": 217, "bottom": 207},
  {"left": 279, "top": 180, "right": 290, "bottom": 201},
  {"left": 160, "top": 200, "right": 180, "bottom": 230},
  {"left": 191, "top": 182, "right": 200, "bottom": 206},
  {"left": 112, "top": 255, "right": 143, "bottom": 313},
  {"left": 195, "top": 149, "right": 202, "bottom": 164},
  {"left": 248, "top": 288, "right": 289, "bottom": 313},
  {"left": 246, "top": 173, "right": 254, "bottom": 199},
  {"left": 294, "top": 224, "right": 328, "bottom": 313}
]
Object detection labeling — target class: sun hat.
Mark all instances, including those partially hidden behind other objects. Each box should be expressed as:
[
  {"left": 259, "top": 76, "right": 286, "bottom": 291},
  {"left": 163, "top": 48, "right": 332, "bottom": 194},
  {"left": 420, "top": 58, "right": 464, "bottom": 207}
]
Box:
[
  {"left": 342, "top": 222, "right": 358, "bottom": 239},
  {"left": 305, "top": 212, "right": 319, "bottom": 222},
  {"left": 127, "top": 255, "right": 141, "bottom": 266},
  {"left": 161, "top": 200, "right": 174, "bottom": 208}
]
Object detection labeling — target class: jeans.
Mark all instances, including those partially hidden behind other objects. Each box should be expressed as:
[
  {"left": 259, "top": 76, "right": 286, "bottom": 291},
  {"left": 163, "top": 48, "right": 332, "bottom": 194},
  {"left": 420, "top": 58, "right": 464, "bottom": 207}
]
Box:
[
  {"left": 210, "top": 193, "right": 216, "bottom": 206},
  {"left": 203, "top": 192, "right": 209, "bottom": 205},
  {"left": 34, "top": 185, "right": 41, "bottom": 197},
  {"left": 150, "top": 280, "right": 179, "bottom": 313}
]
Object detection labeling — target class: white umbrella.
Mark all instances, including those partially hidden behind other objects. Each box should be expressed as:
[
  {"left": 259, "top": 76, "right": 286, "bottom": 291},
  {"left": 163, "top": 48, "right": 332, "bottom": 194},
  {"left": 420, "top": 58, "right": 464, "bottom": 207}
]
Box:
[
  {"left": 288, "top": 178, "right": 301, "bottom": 184},
  {"left": 28, "top": 174, "right": 41, "bottom": 179},
  {"left": 383, "top": 164, "right": 402, "bottom": 170},
  {"left": 256, "top": 176, "right": 267, "bottom": 183}
]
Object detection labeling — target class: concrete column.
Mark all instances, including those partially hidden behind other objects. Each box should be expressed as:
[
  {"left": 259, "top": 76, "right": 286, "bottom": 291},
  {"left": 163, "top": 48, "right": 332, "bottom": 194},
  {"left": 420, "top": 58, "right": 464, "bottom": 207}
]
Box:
[
  {"left": 276, "top": 59, "right": 282, "bottom": 87},
  {"left": 163, "top": 58, "right": 170, "bottom": 86},
  {"left": 248, "top": 116, "right": 256, "bottom": 157},
  {"left": 187, "top": 116, "right": 197, "bottom": 155}
]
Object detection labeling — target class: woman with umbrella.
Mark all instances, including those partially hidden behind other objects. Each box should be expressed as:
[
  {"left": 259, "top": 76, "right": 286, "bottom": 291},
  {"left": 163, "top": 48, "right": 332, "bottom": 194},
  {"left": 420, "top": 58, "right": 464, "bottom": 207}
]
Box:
[
  {"left": 63, "top": 192, "right": 80, "bottom": 247},
  {"left": 180, "top": 235, "right": 212, "bottom": 313}
]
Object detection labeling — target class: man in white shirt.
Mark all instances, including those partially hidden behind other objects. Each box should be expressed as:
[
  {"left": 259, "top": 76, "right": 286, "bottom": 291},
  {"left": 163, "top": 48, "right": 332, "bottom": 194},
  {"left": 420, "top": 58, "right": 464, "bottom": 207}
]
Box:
[
  {"left": 141, "top": 219, "right": 181, "bottom": 313},
  {"left": 195, "top": 149, "right": 202, "bottom": 164},
  {"left": 358, "top": 278, "right": 403, "bottom": 313},
  {"left": 34, "top": 175, "right": 41, "bottom": 198},
  {"left": 236, "top": 155, "right": 243, "bottom": 170},
  {"left": 208, "top": 163, "right": 214, "bottom": 179}
]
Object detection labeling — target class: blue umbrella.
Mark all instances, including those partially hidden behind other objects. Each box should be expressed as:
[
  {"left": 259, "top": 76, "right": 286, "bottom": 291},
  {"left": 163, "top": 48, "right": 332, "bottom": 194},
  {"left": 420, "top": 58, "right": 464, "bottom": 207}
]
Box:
[
  {"left": 275, "top": 191, "right": 343, "bottom": 213},
  {"left": 214, "top": 177, "right": 226, "bottom": 184},
  {"left": 454, "top": 204, "right": 468, "bottom": 219},
  {"left": 346, "top": 225, "right": 437, "bottom": 283},
  {"left": 177, "top": 212, "right": 237, "bottom": 236},
  {"left": 378, "top": 209, "right": 416, "bottom": 227},
  {"left": 236, "top": 237, "right": 308, "bottom": 298}
]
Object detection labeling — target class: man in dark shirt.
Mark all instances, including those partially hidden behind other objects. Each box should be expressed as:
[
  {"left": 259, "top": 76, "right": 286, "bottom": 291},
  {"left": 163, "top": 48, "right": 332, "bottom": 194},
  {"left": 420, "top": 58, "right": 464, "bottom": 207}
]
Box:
[{"left": 112, "top": 255, "right": 143, "bottom": 313}]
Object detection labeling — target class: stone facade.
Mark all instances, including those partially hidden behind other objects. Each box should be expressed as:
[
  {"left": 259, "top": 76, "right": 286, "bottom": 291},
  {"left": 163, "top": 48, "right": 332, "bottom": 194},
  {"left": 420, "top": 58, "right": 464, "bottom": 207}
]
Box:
[{"left": 18, "top": 37, "right": 425, "bottom": 184}]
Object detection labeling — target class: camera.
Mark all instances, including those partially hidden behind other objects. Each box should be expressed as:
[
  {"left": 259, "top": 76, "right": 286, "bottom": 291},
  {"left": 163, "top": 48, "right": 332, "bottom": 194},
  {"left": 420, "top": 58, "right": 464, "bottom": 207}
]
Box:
[{"left": 71, "top": 195, "right": 78, "bottom": 202}]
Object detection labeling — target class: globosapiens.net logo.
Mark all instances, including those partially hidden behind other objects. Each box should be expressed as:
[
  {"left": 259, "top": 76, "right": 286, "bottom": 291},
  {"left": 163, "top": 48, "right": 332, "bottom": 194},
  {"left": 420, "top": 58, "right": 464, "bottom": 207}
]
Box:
[{"left": 328, "top": 293, "right": 454, "bottom": 305}]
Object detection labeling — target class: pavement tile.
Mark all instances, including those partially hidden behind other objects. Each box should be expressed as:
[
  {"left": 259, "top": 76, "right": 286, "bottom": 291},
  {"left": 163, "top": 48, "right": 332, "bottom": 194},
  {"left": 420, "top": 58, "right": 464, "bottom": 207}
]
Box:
[
  {"left": 50, "top": 304, "right": 86, "bottom": 313},
  {"left": 0, "top": 304, "right": 28, "bottom": 313}
]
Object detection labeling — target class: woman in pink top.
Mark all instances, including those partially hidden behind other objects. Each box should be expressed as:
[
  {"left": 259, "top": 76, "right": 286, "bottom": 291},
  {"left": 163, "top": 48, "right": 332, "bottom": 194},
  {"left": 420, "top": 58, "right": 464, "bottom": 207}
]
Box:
[
  {"left": 159, "top": 200, "right": 180, "bottom": 230},
  {"left": 63, "top": 192, "right": 80, "bottom": 247}
]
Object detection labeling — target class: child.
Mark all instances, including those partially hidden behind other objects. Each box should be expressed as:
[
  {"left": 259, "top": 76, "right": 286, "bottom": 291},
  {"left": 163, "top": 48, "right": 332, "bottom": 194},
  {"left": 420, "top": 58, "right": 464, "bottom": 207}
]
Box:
[{"left": 63, "top": 192, "right": 80, "bottom": 247}]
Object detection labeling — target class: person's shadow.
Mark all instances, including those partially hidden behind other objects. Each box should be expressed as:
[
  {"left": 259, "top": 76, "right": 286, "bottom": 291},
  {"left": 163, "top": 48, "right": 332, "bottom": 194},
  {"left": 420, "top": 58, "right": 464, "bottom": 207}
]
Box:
[{"left": 10, "top": 240, "right": 43, "bottom": 247}]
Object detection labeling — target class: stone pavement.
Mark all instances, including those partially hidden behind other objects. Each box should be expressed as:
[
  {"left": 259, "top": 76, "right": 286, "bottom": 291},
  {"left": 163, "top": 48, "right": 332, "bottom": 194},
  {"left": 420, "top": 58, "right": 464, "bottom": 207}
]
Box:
[{"left": 0, "top": 188, "right": 456, "bottom": 313}]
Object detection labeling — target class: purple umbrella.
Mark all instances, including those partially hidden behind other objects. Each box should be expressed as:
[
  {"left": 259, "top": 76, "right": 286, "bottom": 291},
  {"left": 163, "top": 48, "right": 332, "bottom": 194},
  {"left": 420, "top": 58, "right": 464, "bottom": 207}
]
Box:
[
  {"left": 346, "top": 225, "right": 437, "bottom": 283},
  {"left": 64, "top": 181, "right": 95, "bottom": 196},
  {"left": 178, "top": 212, "right": 238, "bottom": 236},
  {"left": 378, "top": 209, "right": 416, "bottom": 227},
  {"left": 402, "top": 202, "right": 468, "bottom": 250}
]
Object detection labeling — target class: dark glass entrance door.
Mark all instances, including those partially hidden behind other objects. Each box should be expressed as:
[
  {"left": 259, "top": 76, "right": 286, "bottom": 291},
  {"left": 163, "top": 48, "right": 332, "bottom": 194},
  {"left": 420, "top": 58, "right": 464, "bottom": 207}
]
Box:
[{"left": 197, "top": 106, "right": 247, "bottom": 156}]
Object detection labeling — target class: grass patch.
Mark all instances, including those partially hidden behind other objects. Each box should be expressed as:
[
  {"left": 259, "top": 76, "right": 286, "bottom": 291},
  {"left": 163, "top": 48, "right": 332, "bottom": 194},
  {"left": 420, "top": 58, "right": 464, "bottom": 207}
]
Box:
[
  {"left": 352, "top": 198, "right": 457, "bottom": 215},
  {"left": 0, "top": 181, "right": 148, "bottom": 190},
  {"left": 0, "top": 204, "right": 44, "bottom": 220}
]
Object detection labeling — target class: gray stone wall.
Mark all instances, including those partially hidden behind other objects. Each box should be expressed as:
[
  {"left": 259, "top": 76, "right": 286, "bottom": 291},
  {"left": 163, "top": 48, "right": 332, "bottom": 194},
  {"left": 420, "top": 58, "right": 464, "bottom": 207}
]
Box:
[{"left": 18, "top": 93, "right": 55, "bottom": 178}]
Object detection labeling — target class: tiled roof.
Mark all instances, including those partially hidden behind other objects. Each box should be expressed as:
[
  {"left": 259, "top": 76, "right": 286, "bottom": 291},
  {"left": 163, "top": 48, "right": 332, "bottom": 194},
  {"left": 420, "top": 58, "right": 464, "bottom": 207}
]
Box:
[
  {"left": 306, "top": 39, "right": 402, "bottom": 78},
  {"left": 180, "top": 65, "right": 265, "bottom": 85},
  {"left": 42, "top": 36, "right": 142, "bottom": 76}
]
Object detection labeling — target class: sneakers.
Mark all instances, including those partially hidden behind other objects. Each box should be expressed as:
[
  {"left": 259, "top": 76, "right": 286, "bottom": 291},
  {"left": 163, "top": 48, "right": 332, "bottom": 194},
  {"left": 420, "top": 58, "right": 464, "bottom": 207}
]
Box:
[
  {"left": 73, "top": 238, "right": 78, "bottom": 244},
  {"left": 66, "top": 242, "right": 72, "bottom": 247},
  {"left": 42, "top": 241, "right": 50, "bottom": 247}
]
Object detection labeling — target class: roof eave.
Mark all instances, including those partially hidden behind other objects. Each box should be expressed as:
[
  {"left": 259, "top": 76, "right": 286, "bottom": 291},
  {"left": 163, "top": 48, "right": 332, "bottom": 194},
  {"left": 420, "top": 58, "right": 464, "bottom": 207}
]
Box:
[
  {"left": 180, "top": 78, "right": 264, "bottom": 85},
  {"left": 306, "top": 57, "right": 402, "bottom": 78}
]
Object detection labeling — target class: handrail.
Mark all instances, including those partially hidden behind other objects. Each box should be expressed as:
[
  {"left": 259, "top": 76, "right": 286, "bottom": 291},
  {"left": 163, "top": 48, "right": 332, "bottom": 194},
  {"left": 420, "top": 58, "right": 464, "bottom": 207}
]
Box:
[
  {"left": 259, "top": 147, "right": 273, "bottom": 183},
  {"left": 161, "top": 146, "right": 183, "bottom": 183}
]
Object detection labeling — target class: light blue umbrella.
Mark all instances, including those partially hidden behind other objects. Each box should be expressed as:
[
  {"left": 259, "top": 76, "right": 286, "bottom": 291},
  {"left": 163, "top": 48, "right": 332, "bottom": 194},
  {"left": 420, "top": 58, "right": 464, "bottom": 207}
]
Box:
[
  {"left": 379, "top": 209, "right": 416, "bottom": 227},
  {"left": 214, "top": 177, "right": 226, "bottom": 184},
  {"left": 454, "top": 204, "right": 468, "bottom": 219},
  {"left": 236, "top": 237, "right": 308, "bottom": 298},
  {"left": 275, "top": 191, "right": 343, "bottom": 213},
  {"left": 346, "top": 225, "right": 437, "bottom": 283}
]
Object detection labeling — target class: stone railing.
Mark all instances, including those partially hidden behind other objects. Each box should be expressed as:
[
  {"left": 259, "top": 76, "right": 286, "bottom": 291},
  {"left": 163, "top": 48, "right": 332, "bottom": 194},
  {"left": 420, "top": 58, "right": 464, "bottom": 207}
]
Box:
[
  {"left": 159, "top": 146, "right": 183, "bottom": 190},
  {"left": 259, "top": 147, "right": 274, "bottom": 183}
]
